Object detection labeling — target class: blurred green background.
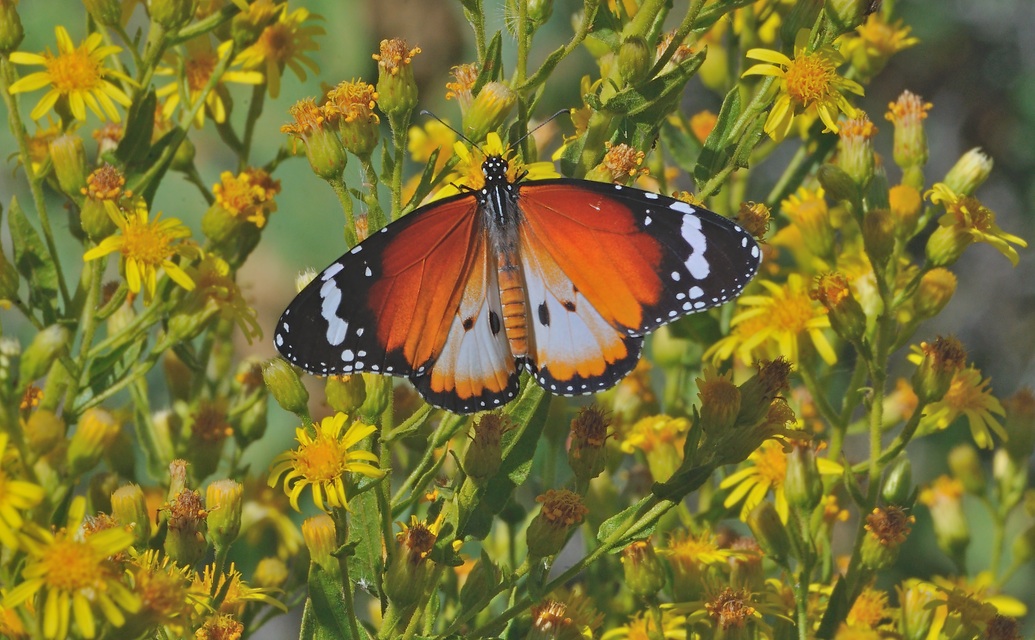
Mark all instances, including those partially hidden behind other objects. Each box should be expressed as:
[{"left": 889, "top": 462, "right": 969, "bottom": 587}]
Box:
[{"left": 1, "top": 0, "right": 1032, "bottom": 634}]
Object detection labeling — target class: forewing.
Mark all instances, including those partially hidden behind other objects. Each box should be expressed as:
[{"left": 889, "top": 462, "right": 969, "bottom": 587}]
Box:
[{"left": 517, "top": 180, "right": 761, "bottom": 336}]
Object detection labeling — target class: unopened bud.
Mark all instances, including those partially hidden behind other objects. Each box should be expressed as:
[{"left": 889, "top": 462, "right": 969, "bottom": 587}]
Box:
[
  {"left": 942, "top": 148, "right": 993, "bottom": 197},
  {"left": 49, "top": 135, "right": 88, "bottom": 202},
  {"left": 150, "top": 0, "right": 196, "bottom": 30},
  {"left": 111, "top": 484, "right": 151, "bottom": 549},
  {"left": 463, "top": 82, "right": 516, "bottom": 144},
  {"left": 889, "top": 184, "right": 923, "bottom": 240},
  {"left": 0, "top": 0, "right": 24, "bottom": 54},
  {"left": 745, "top": 500, "right": 791, "bottom": 565},
  {"left": 862, "top": 208, "right": 896, "bottom": 266},
  {"left": 811, "top": 272, "right": 867, "bottom": 343},
  {"left": 20, "top": 325, "right": 69, "bottom": 383},
  {"left": 836, "top": 113, "right": 877, "bottom": 189},
  {"left": 784, "top": 442, "right": 822, "bottom": 511},
  {"left": 617, "top": 36, "right": 651, "bottom": 84},
  {"left": 465, "top": 413, "right": 509, "bottom": 480},
  {"left": 621, "top": 539, "right": 665, "bottom": 597},
  {"left": 880, "top": 455, "right": 913, "bottom": 506},
  {"left": 913, "top": 268, "right": 956, "bottom": 320},
  {"left": 262, "top": 358, "right": 310, "bottom": 418},
  {"left": 373, "top": 38, "right": 421, "bottom": 120},
  {"left": 567, "top": 405, "right": 610, "bottom": 483},
  {"left": 67, "top": 408, "right": 120, "bottom": 476},
  {"left": 84, "top": 0, "right": 122, "bottom": 25},
  {"left": 205, "top": 479, "right": 243, "bottom": 550},
  {"left": 526, "top": 489, "right": 587, "bottom": 559},
  {"left": 912, "top": 337, "right": 966, "bottom": 404},
  {"left": 301, "top": 514, "right": 339, "bottom": 576}
]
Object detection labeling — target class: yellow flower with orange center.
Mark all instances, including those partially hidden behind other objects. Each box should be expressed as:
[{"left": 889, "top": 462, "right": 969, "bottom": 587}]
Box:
[
  {"left": 2, "top": 497, "right": 139, "bottom": 640},
  {"left": 706, "top": 273, "right": 837, "bottom": 367},
  {"left": 926, "top": 183, "right": 1027, "bottom": 267},
  {"left": 156, "top": 38, "right": 263, "bottom": 128},
  {"left": 743, "top": 31, "right": 863, "bottom": 141},
  {"left": 268, "top": 413, "right": 384, "bottom": 512},
  {"left": 83, "top": 199, "right": 198, "bottom": 302},
  {"left": 921, "top": 367, "right": 1006, "bottom": 449},
  {"left": 9, "top": 26, "right": 133, "bottom": 122},
  {"left": 189, "top": 562, "right": 285, "bottom": 617},
  {"left": 234, "top": 5, "right": 324, "bottom": 98},
  {"left": 212, "top": 168, "right": 281, "bottom": 228}
]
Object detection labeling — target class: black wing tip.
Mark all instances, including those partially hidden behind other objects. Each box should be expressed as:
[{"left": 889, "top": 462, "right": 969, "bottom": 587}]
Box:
[
  {"left": 409, "top": 370, "right": 522, "bottom": 415},
  {"left": 527, "top": 336, "right": 644, "bottom": 398}
]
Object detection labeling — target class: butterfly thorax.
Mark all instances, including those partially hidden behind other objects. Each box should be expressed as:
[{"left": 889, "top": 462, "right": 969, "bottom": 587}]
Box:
[{"left": 479, "top": 155, "right": 529, "bottom": 361}]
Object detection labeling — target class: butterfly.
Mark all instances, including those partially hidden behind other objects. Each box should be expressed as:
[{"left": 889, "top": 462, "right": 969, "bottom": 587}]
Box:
[{"left": 275, "top": 139, "right": 761, "bottom": 414}]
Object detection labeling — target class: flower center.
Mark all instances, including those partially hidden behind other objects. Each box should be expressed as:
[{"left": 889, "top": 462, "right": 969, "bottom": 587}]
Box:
[
  {"left": 46, "top": 48, "right": 103, "bottom": 93},
  {"left": 752, "top": 443, "right": 787, "bottom": 486},
  {"left": 120, "top": 218, "right": 174, "bottom": 267},
  {"left": 296, "top": 436, "right": 346, "bottom": 482},
  {"left": 784, "top": 53, "right": 836, "bottom": 106},
  {"left": 185, "top": 52, "right": 217, "bottom": 92},
  {"left": 262, "top": 23, "right": 293, "bottom": 62},
  {"left": 40, "top": 537, "right": 104, "bottom": 592},
  {"left": 770, "top": 289, "right": 817, "bottom": 334}
]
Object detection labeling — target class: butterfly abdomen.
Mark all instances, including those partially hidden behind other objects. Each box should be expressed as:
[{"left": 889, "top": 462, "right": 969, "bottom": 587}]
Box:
[{"left": 497, "top": 248, "right": 529, "bottom": 358}]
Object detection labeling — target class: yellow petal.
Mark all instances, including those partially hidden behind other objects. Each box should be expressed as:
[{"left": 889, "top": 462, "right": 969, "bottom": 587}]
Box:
[
  {"left": 7, "top": 71, "right": 53, "bottom": 93},
  {"left": 744, "top": 48, "right": 792, "bottom": 66},
  {"left": 8, "top": 51, "right": 47, "bottom": 65}
]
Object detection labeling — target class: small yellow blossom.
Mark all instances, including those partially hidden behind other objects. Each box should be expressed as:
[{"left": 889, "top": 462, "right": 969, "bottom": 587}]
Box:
[
  {"left": 921, "top": 367, "right": 1006, "bottom": 449},
  {"left": 8, "top": 26, "right": 132, "bottom": 122},
  {"left": 844, "top": 13, "right": 920, "bottom": 79},
  {"left": 926, "top": 183, "right": 1027, "bottom": 267},
  {"left": 0, "top": 432, "right": 46, "bottom": 550},
  {"left": 83, "top": 199, "right": 198, "bottom": 303},
  {"left": 212, "top": 168, "right": 281, "bottom": 228},
  {"left": 184, "top": 255, "right": 262, "bottom": 342},
  {"left": 600, "top": 609, "right": 687, "bottom": 640},
  {"left": 189, "top": 562, "right": 285, "bottom": 616},
  {"left": 156, "top": 38, "right": 263, "bottom": 128},
  {"left": 268, "top": 413, "right": 384, "bottom": 512},
  {"left": 706, "top": 273, "right": 837, "bottom": 367},
  {"left": 234, "top": 6, "right": 324, "bottom": 98},
  {"left": 743, "top": 31, "right": 864, "bottom": 141},
  {"left": 2, "top": 497, "right": 139, "bottom": 640}
]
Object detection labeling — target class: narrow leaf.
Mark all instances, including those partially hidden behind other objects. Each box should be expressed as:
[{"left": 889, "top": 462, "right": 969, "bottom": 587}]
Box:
[{"left": 8, "top": 197, "right": 58, "bottom": 323}]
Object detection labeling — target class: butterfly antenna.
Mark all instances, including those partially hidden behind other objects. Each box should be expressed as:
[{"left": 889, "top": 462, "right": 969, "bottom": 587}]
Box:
[
  {"left": 510, "top": 109, "right": 570, "bottom": 150},
  {"left": 419, "top": 110, "right": 478, "bottom": 149}
]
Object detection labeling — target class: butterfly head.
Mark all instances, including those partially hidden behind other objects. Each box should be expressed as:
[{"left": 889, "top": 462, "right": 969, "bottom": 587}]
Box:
[{"left": 481, "top": 155, "right": 512, "bottom": 188}]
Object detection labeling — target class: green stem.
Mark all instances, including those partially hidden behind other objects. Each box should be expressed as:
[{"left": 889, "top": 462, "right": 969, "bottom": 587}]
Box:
[
  {"left": 240, "top": 84, "right": 266, "bottom": 167},
  {"left": 0, "top": 59, "right": 72, "bottom": 309},
  {"left": 361, "top": 156, "right": 387, "bottom": 233},
  {"left": 65, "top": 259, "right": 105, "bottom": 416},
  {"left": 515, "top": 0, "right": 529, "bottom": 86},
  {"left": 329, "top": 178, "right": 359, "bottom": 248},
  {"left": 331, "top": 509, "right": 364, "bottom": 640}
]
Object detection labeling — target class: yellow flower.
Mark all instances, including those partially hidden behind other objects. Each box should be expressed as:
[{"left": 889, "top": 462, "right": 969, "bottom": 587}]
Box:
[
  {"left": 268, "top": 413, "right": 384, "bottom": 512},
  {"left": 189, "top": 562, "right": 285, "bottom": 616},
  {"left": 234, "top": 5, "right": 324, "bottom": 99},
  {"left": 618, "top": 414, "right": 690, "bottom": 481},
  {"left": 743, "top": 31, "right": 864, "bottom": 141},
  {"left": 921, "top": 367, "right": 1006, "bottom": 449},
  {"left": 600, "top": 609, "right": 687, "bottom": 640},
  {"left": 844, "top": 13, "right": 920, "bottom": 80},
  {"left": 926, "top": 183, "right": 1027, "bottom": 266},
  {"left": 83, "top": 199, "right": 197, "bottom": 303},
  {"left": 155, "top": 38, "right": 263, "bottom": 128},
  {"left": 211, "top": 168, "right": 281, "bottom": 228},
  {"left": 706, "top": 274, "right": 837, "bottom": 367},
  {"left": 2, "top": 497, "right": 139, "bottom": 640},
  {"left": 432, "top": 131, "right": 559, "bottom": 200},
  {"left": 0, "top": 432, "right": 46, "bottom": 550},
  {"left": 721, "top": 440, "right": 842, "bottom": 522},
  {"left": 8, "top": 26, "right": 132, "bottom": 122}
]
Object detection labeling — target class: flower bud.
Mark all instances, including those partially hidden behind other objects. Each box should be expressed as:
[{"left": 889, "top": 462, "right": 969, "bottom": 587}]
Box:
[
  {"left": 617, "top": 36, "right": 651, "bottom": 84},
  {"left": 567, "top": 406, "right": 610, "bottom": 483},
  {"left": 465, "top": 413, "right": 510, "bottom": 480},
  {"left": 325, "top": 375, "right": 366, "bottom": 415},
  {"left": 49, "top": 135, "right": 88, "bottom": 202},
  {"left": 947, "top": 444, "right": 985, "bottom": 495},
  {"left": 373, "top": 38, "right": 421, "bottom": 120},
  {"left": 861, "top": 506, "right": 914, "bottom": 570},
  {"left": 889, "top": 184, "right": 923, "bottom": 240},
  {"left": 281, "top": 99, "right": 347, "bottom": 182},
  {"left": 696, "top": 367, "right": 741, "bottom": 435},
  {"left": 886, "top": 91, "right": 932, "bottom": 182},
  {"left": 880, "top": 455, "right": 913, "bottom": 506},
  {"left": 254, "top": 557, "right": 289, "bottom": 589},
  {"left": 84, "top": 0, "right": 123, "bottom": 25},
  {"left": 942, "top": 148, "right": 993, "bottom": 197},
  {"left": 862, "top": 208, "right": 896, "bottom": 266},
  {"left": 825, "top": 0, "right": 867, "bottom": 32},
  {"left": 67, "top": 407, "right": 120, "bottom": 476},
  {"left": 112, "top": 483, "right": 151, "bottom": 549},
  {"left": 0, "top": 0, "right": 24, "bottom": 54},
  {"left": 24, "top": 408, "right": 65, "bottom": 457},
  {"left": 463, "top": 82, "right": 517, "bottom": 144},
  {"left": 232, "top": 389, "right": 268, "bottom": 448},
  {"left": 924, "top": 223, "right": 969, "bottom": 268},
  {"left": 526, "top": 489, "right": 588, "bottom": 559},
  {"left": 918, "top": 476, "right": 969, "bottom": 564},
  {"left": 301, "top": 514, "right": 339, "bottom": 576},
  {"left": 150, "top": 0, "right": 196, "bottom": 29},
  {"left": 163, "top": 488, "right": 209, "bottom": 567},
  {"left": 745, "top": 500, "right": 792, "bottom": 565},
  {"left": 205, "top": 479, "right": 243, "bottom": 550},
  {"left": 621, "top": 539, "right": 665, "bottom": 597},
  {"left": 1001, "top": 388, "right": 1035, "bottom": 462},
  {"left": 527, "top": 0, "right": 553, "bottom": 28},
  {"left": 326, "top": 80, "right": 381, "bottom": 159},
  {"left": 385, "top": 517, "right": 439, "bottom": 605},
  {"left": 911, "top": 336, "right": 966, "bottom": 404},
  {"left": 784, "top": 442, "right": 822, "bottom": 511},
  {"left": 811, "top": 272, "right": 867, "bottom": 343},
  {"left": 912, "top": 268, "right": 956, "bottom": 320},
  {"left": 816, "top": 164, "right": 858, "bottom": 204},
  {"left": 836, "top": 113, "right": 877, "bottom": 189},
  {"left": 736, "top": 201, "right": 771, "bottom": 241},
  {"left": 263, "top": 358, "right": 310, "bottom": 418},
  {"left": 459, "top": 554, "right": 502, "bottom": 611},
  {"left": 20, "top": 324, "right": 69, "bottom": 383},
  {"left": 358, "top": 374, "right": 390, "bottom": 419}
]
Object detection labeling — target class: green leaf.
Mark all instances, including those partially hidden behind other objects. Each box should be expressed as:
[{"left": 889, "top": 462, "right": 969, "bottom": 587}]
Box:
[
  {"left": 651, "top": 464, "right": 714, "bottom": 502},
  {"left": 660, "top": 117, "right": 702, "bottom": 174},
  {"left": 694, "top": 85, "right": 742, "bottom": 185},
  {"left": 595, "top": 501, "right": 659, "bottom": 550},
  {"left": 602, "top": 52, "right": 704, "bottom": 120},
  {"left": 473, "top": 31, "right": 504, "bottom": 95},
  {"left": 300, "top": 565, "right": 355, "bottom": 640},
  {"left": 347, "top": 489, "right": 384, "bottom": 598},
  {"left": 8, "top": 197, "right": 58, "bottom": 323},
  {"left": 115, "top": 90, "right": 157, "bottom": 167},
  {"left": 459, "top": 379, "right": 549, "bottom": 539}
]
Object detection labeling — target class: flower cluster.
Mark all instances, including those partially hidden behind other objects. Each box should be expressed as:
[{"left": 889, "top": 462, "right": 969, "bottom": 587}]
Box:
[{"left": 0, "top": 1, "right": 1028, "bottom": 638}]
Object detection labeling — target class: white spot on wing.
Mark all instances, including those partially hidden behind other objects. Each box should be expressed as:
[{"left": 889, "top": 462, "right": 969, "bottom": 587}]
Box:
[
  {"left": 680, "top": 215, "right": 710, "bottom": 279},
  {"left": 320, "top": 278, "right": 349, "bottom": 346},
  {"left": 671, "top": 200, "right": 695, "bottom": 214},
  {"left": 689, "top": 286, "right": 704, "bottom": 299}
]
